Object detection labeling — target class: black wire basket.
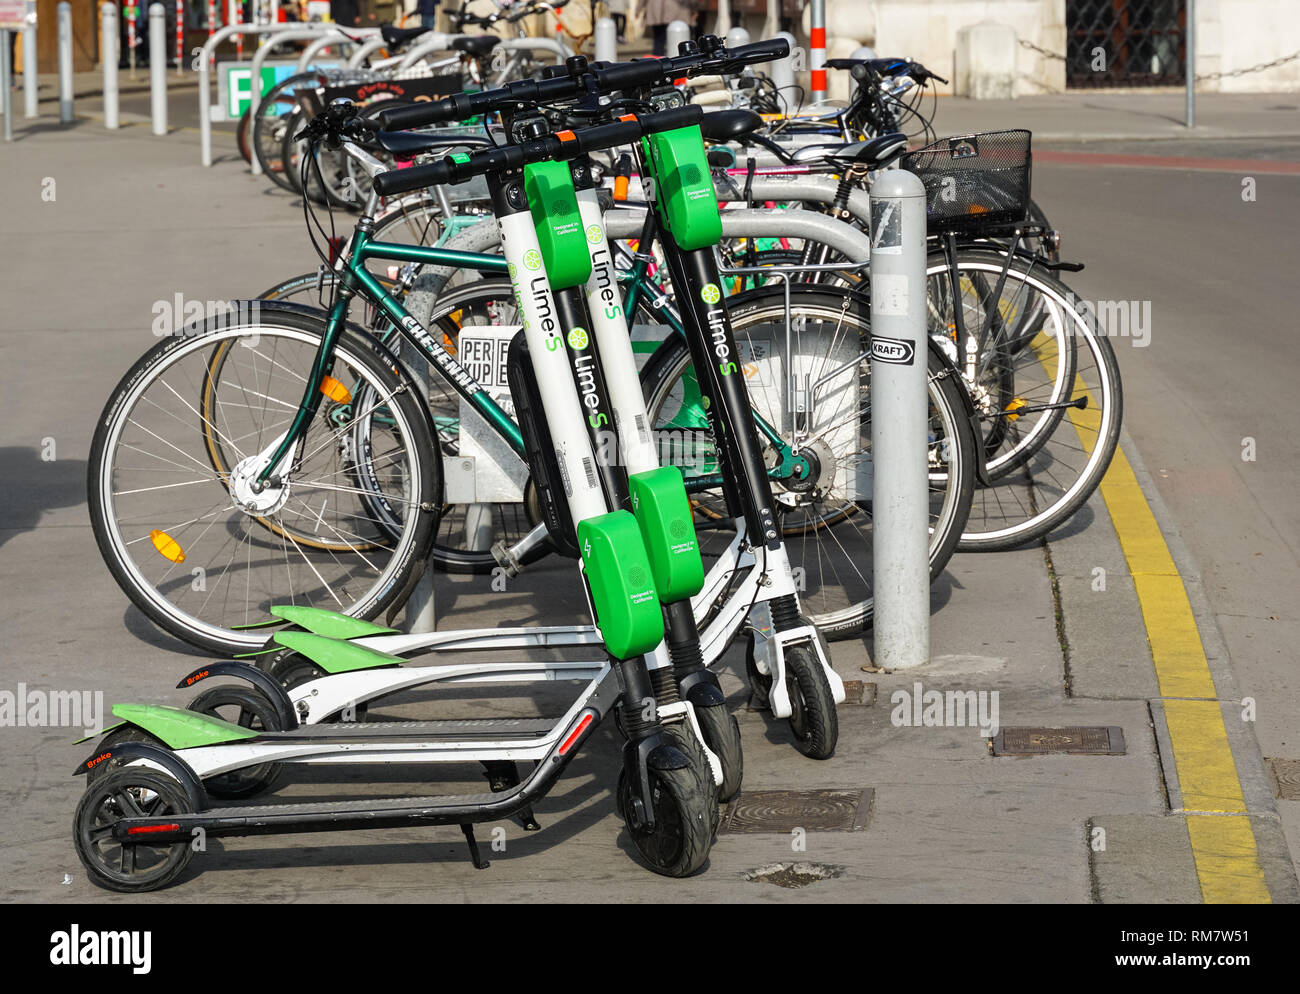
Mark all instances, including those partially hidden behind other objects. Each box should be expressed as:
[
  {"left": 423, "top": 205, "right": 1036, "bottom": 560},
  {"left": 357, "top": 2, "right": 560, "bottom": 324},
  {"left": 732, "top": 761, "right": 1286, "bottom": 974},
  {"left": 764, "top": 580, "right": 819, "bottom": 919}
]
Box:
[{"left": 899, "top": 129, "right": 1032, "bottom": 234}]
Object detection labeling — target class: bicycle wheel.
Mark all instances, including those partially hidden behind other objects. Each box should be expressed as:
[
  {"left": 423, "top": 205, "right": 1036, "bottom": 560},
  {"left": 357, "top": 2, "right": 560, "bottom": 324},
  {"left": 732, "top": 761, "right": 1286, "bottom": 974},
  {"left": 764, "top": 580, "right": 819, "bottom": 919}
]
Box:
[
  {"left": 935, "top": 254, "right": 1122, "bottom": 551},
  {"left": 253, "top": 71, "right": 329, "bottom": 192},
  {"left": 640, "top": 285, "right": 976, "bottom": 640},
  {"left": 89, "top": 303, "right": 439, "bottom": 655}
]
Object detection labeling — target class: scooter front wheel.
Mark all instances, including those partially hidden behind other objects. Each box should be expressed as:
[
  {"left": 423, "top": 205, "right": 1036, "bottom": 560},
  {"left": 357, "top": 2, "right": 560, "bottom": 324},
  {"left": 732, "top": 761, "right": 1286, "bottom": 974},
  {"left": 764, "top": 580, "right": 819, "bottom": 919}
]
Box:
[
  {"left": 74, "top": 768, "right": 196, "bottom": 893},
  {"left": 783, "top": 644, "right": 838, "bottom": 760},
  {"left": 618, "top": 764, "right": 713, "bottom": 878}
]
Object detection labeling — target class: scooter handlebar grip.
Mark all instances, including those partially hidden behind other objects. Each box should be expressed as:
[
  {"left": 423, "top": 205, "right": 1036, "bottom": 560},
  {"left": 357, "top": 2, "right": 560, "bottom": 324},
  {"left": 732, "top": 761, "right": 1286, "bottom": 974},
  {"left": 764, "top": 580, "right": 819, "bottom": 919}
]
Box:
[{"left": 372, "top": 158, "right": 456, "bottom": 196}]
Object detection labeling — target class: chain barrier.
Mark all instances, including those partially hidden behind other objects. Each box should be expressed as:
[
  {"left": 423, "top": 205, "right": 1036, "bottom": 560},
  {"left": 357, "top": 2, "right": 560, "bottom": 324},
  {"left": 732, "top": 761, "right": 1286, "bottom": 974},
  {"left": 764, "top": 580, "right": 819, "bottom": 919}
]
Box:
[{"left": 1017, "top": 38, "right": 1300, "bottom": 81}]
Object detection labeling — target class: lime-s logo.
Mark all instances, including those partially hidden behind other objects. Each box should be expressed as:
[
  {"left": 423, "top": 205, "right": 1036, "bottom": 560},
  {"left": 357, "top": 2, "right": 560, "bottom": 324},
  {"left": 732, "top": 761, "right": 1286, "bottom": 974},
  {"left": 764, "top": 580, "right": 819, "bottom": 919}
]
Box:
[
  {"left": 524, "top": 250, "right": 542, "bottom": 271},
  {"left": 588, "top": 412, "right": 608, "bottom": 428},
  {"left": 508, "top": 262, "right": 517, "bottom": 279},
  {"left": 700, "top": 283, "right": 721, "bottom": 305},
  {"left": 567, "top": 327, "right": 589, "bottom": 349},
  {"left": 586, "top": 224, "right": 603, "bottom": 244},
  {"left": 546, "top": 335, "right": 561, "bottom": 351},
  {"left": 719, "top": 361, "right": 738, "bottom": 375}
]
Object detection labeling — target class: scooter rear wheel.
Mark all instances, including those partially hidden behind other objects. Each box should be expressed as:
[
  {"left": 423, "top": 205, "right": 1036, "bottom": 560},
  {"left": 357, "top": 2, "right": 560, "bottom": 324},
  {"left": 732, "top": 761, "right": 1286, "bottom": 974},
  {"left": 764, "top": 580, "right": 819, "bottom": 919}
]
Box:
[
  {"left": 187, "top": 686, "right": 284, "bottom": 798},
  {"left": 618, "top": 764, "right": 713, "bottom": 878},
  {"left": 74, "top": 768, "right": 195, "bottom": 893}
]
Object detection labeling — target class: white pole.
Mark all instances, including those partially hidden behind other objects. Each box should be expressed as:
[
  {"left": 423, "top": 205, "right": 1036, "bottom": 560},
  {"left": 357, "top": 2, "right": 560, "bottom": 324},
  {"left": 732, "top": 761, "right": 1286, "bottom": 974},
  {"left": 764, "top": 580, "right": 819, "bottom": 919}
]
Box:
[
  {"left": 725, "top": 26, "right": 748, "bottom": 48},
  {"left": 57, "top": 1, "right": 73, "bottom": 123},
  {"left": 665, "top": 19, "right": 689, "bottom": 57},
  {"left": 22, "top": 2, "right": 37, "bottom": 118},
  {"left": 869, "top": 168, "right": 930, "bottom": 669},
  {"left": 1, "top": 30, "right": 11, "bottom": 142},
  {"left": 809, "top": 0, "right": 826, "bottom": 103},
  {"left": 714, "top": 0, "right": 731, "bottom": 36},
  {"left": 102, "top": 2, "right": 120, "bottom": 128},
  {"left": 1185, "top": 0, "right": 1195, "bottom": 128},
  {"left": 770, "top": 31, "right": 798, "bottom": 111},
  {"left": 594, "top": 15, "right": 616, "bottom": 63},
  {"left": 763, "top": 0, "right": 778, "bottom": 41},
  {"left": 149, "top": 3, "right": 167, "bottom": 133}
]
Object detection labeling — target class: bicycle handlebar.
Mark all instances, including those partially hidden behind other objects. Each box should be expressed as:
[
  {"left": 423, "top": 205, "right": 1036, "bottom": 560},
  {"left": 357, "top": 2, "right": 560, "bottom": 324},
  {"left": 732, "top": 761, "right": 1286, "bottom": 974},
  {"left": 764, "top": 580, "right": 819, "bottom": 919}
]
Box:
[
  {"left": 375, "top": 36, "right": 789, "bottom": 131},
  {"left": 371, "top": 104, "right": 702, "bottom": 196}
]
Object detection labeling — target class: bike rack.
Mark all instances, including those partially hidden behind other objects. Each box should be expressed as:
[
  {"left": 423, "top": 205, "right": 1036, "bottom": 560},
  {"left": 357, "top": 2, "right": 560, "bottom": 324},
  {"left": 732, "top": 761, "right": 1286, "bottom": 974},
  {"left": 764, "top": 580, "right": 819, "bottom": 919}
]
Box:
[
  {"left": 497, "top": 35, "right": 573, "bottom": 64},
  {"left": 198, "top": 22, "right": 337, "bottom": 166},
  {"left": 297, "top": 28, "right": 382, "bottom": 73},
  {"left": 345, "top": 35, "right": 392, "bottom": 69},
  {"left": 392, "top": 34, "right": 460, "bottom": 72}
]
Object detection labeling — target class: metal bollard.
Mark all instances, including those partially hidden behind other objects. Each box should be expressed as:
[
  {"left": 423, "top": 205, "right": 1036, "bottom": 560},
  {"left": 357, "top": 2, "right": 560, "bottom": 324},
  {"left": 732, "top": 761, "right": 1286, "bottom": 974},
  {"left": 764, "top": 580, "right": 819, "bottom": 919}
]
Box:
[
  {"left": 23, "top": 2, "right": 37, "bottom": 119},
  {"left": 665, "top": 19, "right": 690, "bottom": 57},
  {"left": 149, "top": 3, "right": 166, "bottom": 134},
  {"left": 809, "top": 0, "right": 826, "bottom": 103},
  {"left": 57, "top": 1, "right": 73, "bottom": 123},
  {"left": 714, "top": 0, "right": 731, "bottom": 36},
  {"left": 102, "top": 3, "right": 120, "bottom": 128},
  {"left": 1, "top": 29, "right": 11, "bottom": 143},
  {"left": 1185, "top": 0, "right": 1196, "bottom": 127},
  {"left": 594, "top": 15, "right": 616, "bottom": 64},
  {"left": 175, "top": 0, "right": 183, "bottom": 76},
  {"left": 869, "top": 168, "right": 930, "bottom": 669},
  {"left": 725, "top": 26, "right": 749, "bottom": 49},
  {"left": 770, "top": 31, "right": 799, "bottom": 112}
]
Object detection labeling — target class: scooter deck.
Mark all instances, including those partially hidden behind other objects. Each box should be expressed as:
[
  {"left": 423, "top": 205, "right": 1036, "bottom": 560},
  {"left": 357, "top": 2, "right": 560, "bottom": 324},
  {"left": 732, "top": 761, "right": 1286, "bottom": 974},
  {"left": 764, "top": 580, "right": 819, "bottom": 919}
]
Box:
[{"left": 252, "top": 718, "right": 557, "bottom": 742}]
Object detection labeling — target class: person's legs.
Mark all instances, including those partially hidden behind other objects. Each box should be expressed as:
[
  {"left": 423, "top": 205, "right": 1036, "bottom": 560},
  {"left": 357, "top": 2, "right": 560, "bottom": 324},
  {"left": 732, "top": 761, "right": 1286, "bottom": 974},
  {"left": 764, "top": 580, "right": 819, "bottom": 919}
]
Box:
[
  {"left": 612, "top": 13, "right": 626, "bottom": 40},
  {"left": 652, "top": 22, "right": 667, "bottom": 56}
]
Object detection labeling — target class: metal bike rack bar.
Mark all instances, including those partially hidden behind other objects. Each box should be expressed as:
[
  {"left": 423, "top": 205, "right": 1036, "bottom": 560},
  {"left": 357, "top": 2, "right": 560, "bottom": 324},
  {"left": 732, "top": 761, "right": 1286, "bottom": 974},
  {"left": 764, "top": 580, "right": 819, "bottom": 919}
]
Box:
[
  {"left": 198, "top": 22, "right": 336, "bottom": 166},
  {"left": 868, "top": 168, "right": 929, "bottom": 668},
  {"left": 297, "top": 28, "right": 381, "bottom": 73},
  {"left": 495, "top": 35, "right": 572, "bottom": 64},
  {"left": 345, "top": 34, "right": 390, "bottom": 68},
  {"left": 249, "top": 27, "right": 359, "bottom": 174},
  {"left": 393, "top": 33, "right": 456, "bottom": 72}
]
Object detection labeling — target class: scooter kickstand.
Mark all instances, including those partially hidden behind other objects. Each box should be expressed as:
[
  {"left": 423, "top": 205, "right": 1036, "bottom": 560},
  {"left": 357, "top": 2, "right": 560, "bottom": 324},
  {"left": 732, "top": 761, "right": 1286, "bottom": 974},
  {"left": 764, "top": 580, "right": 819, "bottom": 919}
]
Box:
[{"left": 460, "top": 824, "right": 491, "bottom": 870}]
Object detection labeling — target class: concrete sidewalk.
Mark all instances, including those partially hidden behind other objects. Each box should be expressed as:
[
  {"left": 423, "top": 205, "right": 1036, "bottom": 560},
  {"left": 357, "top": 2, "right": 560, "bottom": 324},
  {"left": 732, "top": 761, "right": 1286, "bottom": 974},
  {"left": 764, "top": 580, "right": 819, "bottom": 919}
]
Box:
[{"left": 0, "top": 121, "right": 1294, "bottom": 903}]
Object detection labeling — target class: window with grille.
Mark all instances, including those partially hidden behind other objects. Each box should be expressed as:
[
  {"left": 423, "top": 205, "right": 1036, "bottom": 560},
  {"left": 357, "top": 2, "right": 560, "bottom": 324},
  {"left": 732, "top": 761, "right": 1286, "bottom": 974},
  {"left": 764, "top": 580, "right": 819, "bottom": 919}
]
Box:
[{"left": 1066, "top": 0, "right": 1186, "bottom": 87}]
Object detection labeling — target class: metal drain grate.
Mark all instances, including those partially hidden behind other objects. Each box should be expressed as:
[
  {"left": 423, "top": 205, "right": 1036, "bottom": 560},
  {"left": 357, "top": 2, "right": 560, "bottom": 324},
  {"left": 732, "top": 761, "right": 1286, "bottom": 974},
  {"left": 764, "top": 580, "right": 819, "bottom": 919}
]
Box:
[
  {"left": 990, "top": 726, "right": 1126, "bottom": 756},
  {"left": 1267, "top": 758, "right": 1300, "bottom": 801},
  {"left": 720, "top": 789, "right": 873, "bottom": 834},
  {"left": 839, "top": 680, "right": 876, "bottom": 705}
]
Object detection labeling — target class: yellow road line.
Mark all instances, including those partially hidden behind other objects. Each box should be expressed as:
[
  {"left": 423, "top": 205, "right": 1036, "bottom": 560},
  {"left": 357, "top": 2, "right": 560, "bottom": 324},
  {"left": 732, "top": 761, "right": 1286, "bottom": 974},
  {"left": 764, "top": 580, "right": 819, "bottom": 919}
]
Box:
[{"left": 1050, "top": 332, "right": 1271, "bottom": 902}]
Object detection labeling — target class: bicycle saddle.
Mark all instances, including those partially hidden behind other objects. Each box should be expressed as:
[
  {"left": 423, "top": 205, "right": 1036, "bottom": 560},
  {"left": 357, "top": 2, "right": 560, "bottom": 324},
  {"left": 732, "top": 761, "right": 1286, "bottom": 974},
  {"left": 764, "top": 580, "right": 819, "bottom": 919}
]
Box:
[
  {"left": 373, "top": 129, "right": 493, "bottom": 158},
  {"left": 381, "top": 25, "right": 433, "bottom": 48},
  {"left": 699, "top": 109, "right": 763, "bottom": 143},
  {"left": 822, "top": 132, "right": 908, "bottom": 168},
  {"left": 451, "top": 34, "right": 501, "bottom": 57}
]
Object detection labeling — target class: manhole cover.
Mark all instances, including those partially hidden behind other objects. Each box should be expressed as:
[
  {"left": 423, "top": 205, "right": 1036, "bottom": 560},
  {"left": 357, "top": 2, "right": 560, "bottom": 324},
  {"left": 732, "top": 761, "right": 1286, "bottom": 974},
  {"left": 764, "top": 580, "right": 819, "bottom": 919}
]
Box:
[
  {"left": 720, "top": 789, "right": 872, "bottom": 833},
  {"left": 990, "top": 726, "right": 1125, "bottom": 756},
  {"left": 745, "top": 861, "right": 844, "bottom": 888},
  {"left": 1267, "top": 758, "right": 1300, "bottom": 800},
  {"left": 839, "top": 680, "right": 876, "bottom": 705}
]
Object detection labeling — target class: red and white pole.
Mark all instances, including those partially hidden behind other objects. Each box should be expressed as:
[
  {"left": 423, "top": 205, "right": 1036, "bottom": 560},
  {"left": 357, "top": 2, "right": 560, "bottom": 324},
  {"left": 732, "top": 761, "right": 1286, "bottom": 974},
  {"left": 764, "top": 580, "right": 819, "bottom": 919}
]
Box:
[
  {"left": 231, "top": 0, "right": 242, "bottom": 59},
  {"left": 809, "top": 0, "right": 826, "bottom": 104},
  {"left": 175, "top": 0, "right": 183, "bottom": 74},
  {"left": 207, "top": 0, "right": 215, "bottom": 37}
]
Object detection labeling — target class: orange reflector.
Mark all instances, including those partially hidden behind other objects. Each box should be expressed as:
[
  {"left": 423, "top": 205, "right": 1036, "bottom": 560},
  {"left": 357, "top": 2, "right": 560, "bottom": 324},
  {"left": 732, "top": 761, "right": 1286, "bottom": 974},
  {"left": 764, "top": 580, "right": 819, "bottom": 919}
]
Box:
[
  {"left": 613, "top": 175, "right": 629, "bottom": 201},
  {"left": 968, "top": 204, "right": 991, "bottom": 215},
  {"left": 127, "top": 823, "right": 180, "bottom": 835},
  {"left": 1004, "top": 398, "right": 1027, "bottom": 421},
  {"left": 319, "top": 375, "right": 352, "bottom": 405},
  {"left": 558, "top": 713, "right": 594, "bottom": 756},
  {"left": 149, "top": 530, "right": 186, "bottom": 564}
]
